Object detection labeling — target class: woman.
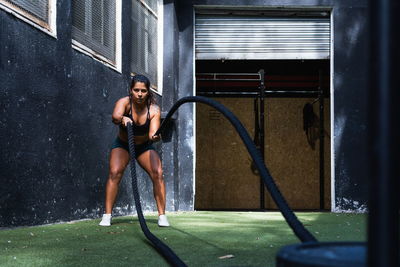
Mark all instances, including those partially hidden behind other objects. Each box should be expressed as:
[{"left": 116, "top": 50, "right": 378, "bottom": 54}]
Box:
[{"left": 99, "top": 75, "right": 169, "bottom": 227}]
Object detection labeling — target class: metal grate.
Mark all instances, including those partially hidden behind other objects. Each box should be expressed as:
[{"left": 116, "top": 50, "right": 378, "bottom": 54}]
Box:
[
  {"left": 4, "top": 0, "right": 49, "bottom": 22},
  {"left": 131, "top": 0, "right": 159, "bottom": 88},
  {"left": 72, "top": 0, "right": 116, "bottom": 63},
  {"left": 196, "top": 14, "right": 330, "bottom": 60}
]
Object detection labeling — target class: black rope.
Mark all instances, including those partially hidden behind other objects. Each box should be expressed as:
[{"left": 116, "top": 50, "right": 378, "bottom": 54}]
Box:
[
  {"left": 155, "top": 96, "right": 317, "bottom": 243},
  {"left": 126, "top": 122, "right": 187, "bottom": 267}
]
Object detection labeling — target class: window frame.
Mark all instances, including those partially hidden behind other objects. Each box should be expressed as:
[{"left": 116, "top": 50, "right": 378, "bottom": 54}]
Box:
[
  {"left": 156, "top": 0, "right": 163, "bottom": 95},
  {"left": 131, "top": 0, "right": 163, "bottom": 95},
  {"left": 71, "top": 0, "right": 122, "bottom": 72},
  {"left": 0, "top": 0, "right": 57, "bottom": 37}
]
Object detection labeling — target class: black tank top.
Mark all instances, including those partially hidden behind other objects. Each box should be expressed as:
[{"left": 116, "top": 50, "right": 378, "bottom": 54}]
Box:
[{"left": 122, "top": 104, "right": 151, "bottom": 136}]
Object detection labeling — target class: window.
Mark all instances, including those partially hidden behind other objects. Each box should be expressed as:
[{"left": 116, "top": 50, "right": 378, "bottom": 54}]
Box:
[
  {"left": 72, "top": 0, "right": 119, "bottom": 67},
  {"left": 0, "top": 0, "right": 56, "bottom": 36},
  {"left": 131, "top": 0, "right": 161, "bottom": 91}
]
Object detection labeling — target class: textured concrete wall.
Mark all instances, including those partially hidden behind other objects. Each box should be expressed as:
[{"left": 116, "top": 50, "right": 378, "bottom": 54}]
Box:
[
  {"left": 0, "top": 1, "right": 172, "bottom": 227},
  {"left": 0, "top": 0, "right": 369, "bottom": 228}
]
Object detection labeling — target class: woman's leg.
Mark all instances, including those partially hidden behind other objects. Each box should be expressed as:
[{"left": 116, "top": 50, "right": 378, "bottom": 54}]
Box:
[
  {"left": 104, "top": 148, "right": 130, "bottom": 214},
  {"left": 136, "top": 150, "right": 166, "bottom": 216}
]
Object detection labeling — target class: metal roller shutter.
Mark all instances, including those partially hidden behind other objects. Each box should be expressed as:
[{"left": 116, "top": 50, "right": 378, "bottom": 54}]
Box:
[{"left": 195, "top": 14, "right": 330, "bottom": 60}]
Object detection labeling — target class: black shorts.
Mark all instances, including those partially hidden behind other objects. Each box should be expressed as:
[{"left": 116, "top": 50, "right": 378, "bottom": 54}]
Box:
[{"left": 111, "top": 137, "right": 155, "bottom": 158}]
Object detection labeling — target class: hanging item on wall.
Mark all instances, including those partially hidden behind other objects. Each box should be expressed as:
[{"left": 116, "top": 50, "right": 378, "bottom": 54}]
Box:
[{"left": 303, "top": 102, "right": 320, "bottom": 150}]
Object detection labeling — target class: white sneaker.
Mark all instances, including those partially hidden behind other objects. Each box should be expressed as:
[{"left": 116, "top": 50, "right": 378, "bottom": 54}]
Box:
[
  {"left": 158, "top": 215, "right": 170, "bottom": 227},
  {"left": 99, "top": 214, "right": 112, "bottom": 226}
]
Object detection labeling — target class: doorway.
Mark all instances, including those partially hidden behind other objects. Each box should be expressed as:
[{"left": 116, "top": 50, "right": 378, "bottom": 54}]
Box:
[{"left": 194, "top": 60, "right": 331, "bottom": 210}]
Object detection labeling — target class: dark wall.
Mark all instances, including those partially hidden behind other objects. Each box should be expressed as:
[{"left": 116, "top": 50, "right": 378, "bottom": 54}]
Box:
[
  {"left": 0, "top": 0, "right": 369, "bottom": 227},
  {"left": 179, "top": 0, "right": 369, "bottom": 212},
  {"left": 331, "top": 5, "right": 369, "bottom": 212},
  {"left": 160, "top": 0, "right": 197, "bottom": 212},
  {"left": 162, "top": 0, "right": 182, "bottom": 211},
  {"left": 0, "top": 1, "right": 172, "bottom": 227}
]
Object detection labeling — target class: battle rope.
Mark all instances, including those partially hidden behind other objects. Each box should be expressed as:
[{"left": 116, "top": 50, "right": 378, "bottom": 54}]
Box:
[
  {"left": 155, "top": 96, "right": 317, "bottom": 243},
  {"left": 126, "top": 122, "right": 187, "bottom": 267}
]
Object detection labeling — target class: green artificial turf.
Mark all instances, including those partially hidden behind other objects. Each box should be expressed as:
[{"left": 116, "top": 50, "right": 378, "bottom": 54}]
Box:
[{"left": 0, "top": 211, "right": 366, "bottom": 267}]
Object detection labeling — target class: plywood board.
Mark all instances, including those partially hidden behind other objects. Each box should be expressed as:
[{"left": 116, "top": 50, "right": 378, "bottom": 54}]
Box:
[
  {"left": 195, "top": 97, "right": 331, "bottom": 210},
  {"left": 263, "top": 98, "right": 331, "bottom": 209},
  {"left": 195, "top": 98, "right": 260, "bottom": 209}
]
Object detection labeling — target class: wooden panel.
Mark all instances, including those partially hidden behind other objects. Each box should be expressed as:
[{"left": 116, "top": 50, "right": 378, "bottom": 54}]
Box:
[
  {"left": 195, "top": 97, "right": 331, "bottom": 210},
  {"left": 264, "top": 98, "right": 331, "bottom": 210},
  {"left": 323, "top": 98, "right": 332, "bottom": 209},
  {"left": 195, "top": 98, "right": 260, "bottom": 209}
]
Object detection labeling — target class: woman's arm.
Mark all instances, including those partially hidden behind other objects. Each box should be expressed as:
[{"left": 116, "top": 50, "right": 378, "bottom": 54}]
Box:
[
  {"left": 149, "top": 104, "right": 161, "bottom": 141},
  {"left": 112, "top": 97, "right": 129, "bottom": 125}
]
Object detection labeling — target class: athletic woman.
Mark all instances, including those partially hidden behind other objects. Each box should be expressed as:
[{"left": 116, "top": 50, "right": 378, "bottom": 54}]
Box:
[{"left": 99, "top": 75, "right": 169, "bottom": 227}]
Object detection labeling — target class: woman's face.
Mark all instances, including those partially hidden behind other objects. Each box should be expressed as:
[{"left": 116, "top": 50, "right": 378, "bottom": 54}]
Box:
[{"left": 131, "top": 82, "right": 148, "bottom": 104}]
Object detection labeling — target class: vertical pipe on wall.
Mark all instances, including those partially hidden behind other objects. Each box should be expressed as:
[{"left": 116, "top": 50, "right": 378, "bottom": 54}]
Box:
[
  {"left": 368, "top": 0, "right": 399, "bottom": 266},
  {"left": 259, "top": 69, "right": 265, "bottom": 210},
  {"left": 318, "top": 70, "right": 325, "bottom": 210}
]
